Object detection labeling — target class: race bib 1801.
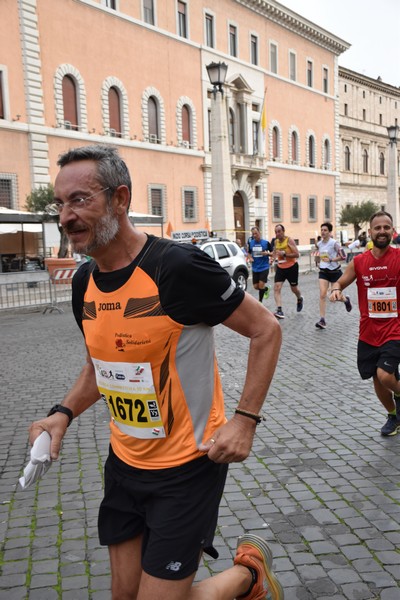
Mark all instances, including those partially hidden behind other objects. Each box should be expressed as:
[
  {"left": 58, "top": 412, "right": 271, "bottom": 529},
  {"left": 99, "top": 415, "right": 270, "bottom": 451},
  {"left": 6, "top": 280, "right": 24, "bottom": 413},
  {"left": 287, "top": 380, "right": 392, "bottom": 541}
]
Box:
[{"left": 367, "top": 286, "right": 397, "bottom": 319}]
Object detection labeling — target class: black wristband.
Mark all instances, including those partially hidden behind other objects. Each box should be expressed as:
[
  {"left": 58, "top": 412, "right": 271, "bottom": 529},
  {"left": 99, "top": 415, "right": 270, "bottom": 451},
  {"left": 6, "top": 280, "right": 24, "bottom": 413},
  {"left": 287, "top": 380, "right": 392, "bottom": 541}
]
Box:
[
  {"left": 234, "top": 408, "right": 265, "bottom": 425},
  {"left": 47, "top": 404, "right": 73, "bottom": 427}
]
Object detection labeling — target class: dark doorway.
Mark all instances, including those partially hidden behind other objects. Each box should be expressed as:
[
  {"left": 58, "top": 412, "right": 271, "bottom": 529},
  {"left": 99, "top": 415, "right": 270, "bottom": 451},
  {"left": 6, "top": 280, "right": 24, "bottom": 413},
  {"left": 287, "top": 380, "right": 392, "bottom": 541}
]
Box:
[{"left": 233, "top": 192, "right": 245, "bottom": 245}]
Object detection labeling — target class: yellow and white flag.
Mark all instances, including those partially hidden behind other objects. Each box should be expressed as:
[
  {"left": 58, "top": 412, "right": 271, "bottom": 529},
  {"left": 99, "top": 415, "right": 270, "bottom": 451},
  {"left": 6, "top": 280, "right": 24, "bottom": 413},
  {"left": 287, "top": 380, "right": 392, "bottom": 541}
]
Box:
[{"left": 260, "top": 87, "right": 267, "bottom": 153}]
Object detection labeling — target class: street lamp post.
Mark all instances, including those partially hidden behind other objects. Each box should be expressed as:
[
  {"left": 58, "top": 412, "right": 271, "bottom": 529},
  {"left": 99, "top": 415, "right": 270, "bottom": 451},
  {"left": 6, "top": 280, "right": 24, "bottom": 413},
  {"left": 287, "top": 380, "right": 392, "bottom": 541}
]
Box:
[
  {"left": 206, "top": 61, "right": 235, "bottom": 240},
  {"left": 387, "top": 124, "right": 399, "bottom": 231}
]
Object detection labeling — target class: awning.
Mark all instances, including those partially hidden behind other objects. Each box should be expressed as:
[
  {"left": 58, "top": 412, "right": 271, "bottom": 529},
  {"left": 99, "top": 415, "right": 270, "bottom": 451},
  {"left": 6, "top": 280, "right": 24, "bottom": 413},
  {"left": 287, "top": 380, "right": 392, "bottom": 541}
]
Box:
[
  {"left": 0, "top": 208, "right": 46, "bottom": 263},
  {"left": 0, "top": 223, "right": 43, "bottom": 234},
  {"left": 0, "top": 207, "right": 45, "bottom": 224},
  {"left": 128, "top": 212, "right": 164, "bottom": 236},
  {"left": 0, "top": 207, "right": 163, "bottom": 236},
  {"left": 128, "top": 211, "right": 164, "bottom": 225}
]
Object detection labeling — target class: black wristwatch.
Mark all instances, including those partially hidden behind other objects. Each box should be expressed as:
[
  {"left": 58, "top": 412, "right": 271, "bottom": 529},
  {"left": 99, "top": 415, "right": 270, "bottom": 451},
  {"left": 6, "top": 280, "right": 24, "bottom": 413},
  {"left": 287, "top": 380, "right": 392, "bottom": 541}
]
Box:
[{"left": 47, "top": 404, "right": 73, "bottom": 427}]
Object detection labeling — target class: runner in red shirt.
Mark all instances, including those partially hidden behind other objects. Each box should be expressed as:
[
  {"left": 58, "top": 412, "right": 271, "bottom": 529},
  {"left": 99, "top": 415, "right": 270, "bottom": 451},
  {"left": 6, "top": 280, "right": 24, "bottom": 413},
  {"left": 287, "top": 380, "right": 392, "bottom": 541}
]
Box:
[{"left": 330, "top": 211, "right": 400, "bottom": 436}]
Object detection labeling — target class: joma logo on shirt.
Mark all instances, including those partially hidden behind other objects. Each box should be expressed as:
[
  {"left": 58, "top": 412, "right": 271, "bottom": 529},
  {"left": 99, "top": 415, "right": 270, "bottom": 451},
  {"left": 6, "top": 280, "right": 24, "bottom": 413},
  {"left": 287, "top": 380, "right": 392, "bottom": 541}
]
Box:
[{"left": 98, "top": 302, "right": 122, "bottom": 311}]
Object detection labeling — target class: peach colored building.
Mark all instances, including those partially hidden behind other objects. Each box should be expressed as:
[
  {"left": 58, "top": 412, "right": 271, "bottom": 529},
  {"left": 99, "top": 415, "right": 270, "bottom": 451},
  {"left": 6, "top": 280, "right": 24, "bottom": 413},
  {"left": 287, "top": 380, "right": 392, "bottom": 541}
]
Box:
[{"left": 0, "top": 0, "right": 350, "bottom": 256}]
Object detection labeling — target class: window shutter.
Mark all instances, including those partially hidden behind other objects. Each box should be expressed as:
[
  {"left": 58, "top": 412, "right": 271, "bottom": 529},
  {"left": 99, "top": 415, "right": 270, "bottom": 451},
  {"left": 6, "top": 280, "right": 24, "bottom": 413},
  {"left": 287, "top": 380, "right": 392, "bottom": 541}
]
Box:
[
  {"left": 148, "top": 97, "right": 159, "bottom": 141},
  {"left": 62, "top": 75, "right": 78, "bottom": 129},
  {"left": 109, "top": 87, "right": 122, "bottom": 136},
  {"left": 182, "top": 105, "right": 190, "bottom": 144},
  {"left": 0, "top": 73, "right": 4, "bottom": 119},
  {"left": 184, "top": 190, "right": 195, "bottom": 219},
  {"left": 151, "top": 188, "right": 163, "bottom": 216},
  {"left": 0, "top": 179, "right": 12, "bottom": 209}
]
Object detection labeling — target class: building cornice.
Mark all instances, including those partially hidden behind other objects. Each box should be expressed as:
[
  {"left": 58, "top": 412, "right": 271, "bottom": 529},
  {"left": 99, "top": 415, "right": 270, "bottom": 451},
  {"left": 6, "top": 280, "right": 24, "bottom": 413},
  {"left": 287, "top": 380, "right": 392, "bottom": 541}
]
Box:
[
  {"left": 339, "top": 67, "right": 400, "bottom": 95},
  {"left": 235, "top": 0, "right": 350, "bottom": 55},
  {"left": 340, "top": 123, "right": 395, "bottom": 143}
]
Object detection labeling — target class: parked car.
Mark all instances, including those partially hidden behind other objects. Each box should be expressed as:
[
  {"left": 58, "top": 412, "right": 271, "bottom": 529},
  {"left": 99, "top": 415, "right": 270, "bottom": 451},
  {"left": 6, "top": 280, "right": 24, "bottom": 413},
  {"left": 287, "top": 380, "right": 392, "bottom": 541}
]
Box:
[{"left": 198, "top": 239, "right": 249, "bottom": 291}]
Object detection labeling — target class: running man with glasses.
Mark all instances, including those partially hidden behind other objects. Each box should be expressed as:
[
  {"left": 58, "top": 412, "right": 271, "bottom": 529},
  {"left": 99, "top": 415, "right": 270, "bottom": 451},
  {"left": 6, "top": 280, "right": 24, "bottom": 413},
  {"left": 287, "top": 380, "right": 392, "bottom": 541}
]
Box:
[
  {"left": 46, "top": 187, "right": 112, "bottom": 215},
  {"left": 29, "top": 145, "right": 284, "bottom": 600}
]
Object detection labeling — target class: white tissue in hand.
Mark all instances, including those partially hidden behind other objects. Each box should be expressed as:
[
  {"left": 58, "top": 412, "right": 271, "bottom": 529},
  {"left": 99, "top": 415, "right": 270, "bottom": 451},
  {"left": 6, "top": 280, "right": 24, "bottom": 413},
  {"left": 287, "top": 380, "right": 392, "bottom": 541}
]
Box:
[
  {"left": 30, "top": 430, "right": 51, "bottom": 464},
  {"left": 19, "top": 431, "right": 52, "bottom": 489}
]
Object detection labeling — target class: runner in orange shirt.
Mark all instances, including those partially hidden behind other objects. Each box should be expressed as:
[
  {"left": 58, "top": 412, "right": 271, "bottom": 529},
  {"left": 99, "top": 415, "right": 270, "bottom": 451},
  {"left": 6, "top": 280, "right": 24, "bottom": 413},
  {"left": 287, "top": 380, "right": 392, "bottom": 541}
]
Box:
[
  {"left": 27, "top": 144, "right": 284, "bottom": 600},
  {"left": 272, "top": 224, "right": 304, "bottom": 319}
]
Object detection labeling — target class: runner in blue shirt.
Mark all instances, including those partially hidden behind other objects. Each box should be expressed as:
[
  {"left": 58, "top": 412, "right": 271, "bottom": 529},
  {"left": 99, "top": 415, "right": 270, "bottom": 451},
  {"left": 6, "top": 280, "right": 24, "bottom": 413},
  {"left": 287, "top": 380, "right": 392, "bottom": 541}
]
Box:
[{"left": 248, "top": 226, "right": 273, "bottom": 302}]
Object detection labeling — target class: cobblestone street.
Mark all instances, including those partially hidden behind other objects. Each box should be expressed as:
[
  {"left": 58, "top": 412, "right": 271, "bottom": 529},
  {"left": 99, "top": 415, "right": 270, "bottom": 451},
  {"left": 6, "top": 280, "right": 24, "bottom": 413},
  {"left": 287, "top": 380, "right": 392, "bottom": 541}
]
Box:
[{"left": 1, "top": 271, "right": 399, "bottom": 599}]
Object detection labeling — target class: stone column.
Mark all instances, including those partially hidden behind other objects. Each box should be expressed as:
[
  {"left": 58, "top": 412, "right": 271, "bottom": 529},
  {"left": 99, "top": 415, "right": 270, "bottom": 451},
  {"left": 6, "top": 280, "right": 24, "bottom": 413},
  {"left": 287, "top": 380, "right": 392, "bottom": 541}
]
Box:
[
  {"left": 210, "top": 91, "right": 234, "bottom": 238},
  {"left": 18, "top": 0, "right": 50, "bottom": 189}
]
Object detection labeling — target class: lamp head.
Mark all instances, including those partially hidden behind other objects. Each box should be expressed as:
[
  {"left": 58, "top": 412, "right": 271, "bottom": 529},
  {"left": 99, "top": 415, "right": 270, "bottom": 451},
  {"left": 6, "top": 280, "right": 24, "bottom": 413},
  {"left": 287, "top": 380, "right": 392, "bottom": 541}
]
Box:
[
  {"left": 387, "top": 124, "right": 399, "bottom": 144},
  {"left": 206, "top": 61, "right": 228, "bottom": 96}
]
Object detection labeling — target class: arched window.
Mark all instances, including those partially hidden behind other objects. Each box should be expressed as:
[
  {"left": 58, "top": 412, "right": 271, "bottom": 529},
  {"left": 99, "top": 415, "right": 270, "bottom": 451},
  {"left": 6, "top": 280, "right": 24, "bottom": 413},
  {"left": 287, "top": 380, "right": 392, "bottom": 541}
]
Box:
[
  {"left": 291, "top": 131, "right": 298, "bottom": 163},
  {"left": 272, "top": 126, "right": 279, "bottom": 160},
  {"left": 102, "top": 77, "right": 129, "bottom": 140},
  {"left": 181, "top": 104, "right": 191, "bottom": 146},
  {"left": 108, "top": 86, "right": 122, "bottom": 137},
  {"left": 379, "top": 152, "right": 385, "bottom": 175},
  {"left": 148, "top": 96, "right": 159, "bottom": 143},
  {"left": 363, "top": 149, "right": 369, "bottom": 173},
  {"left": 55, "top": 65, "right": 87, "bottom": 132},
  {"left": 344, "top": 146, "right": 351, "bottom": 171},
  {"left": 229, "top": 108, "right": 235, "bottom": 152},
  {"left": 324, "top": 139, "right": 330, "bottom": 168},
  {"left": 62, "top": 75, "right": 78, "bottom": 130},
  {"left": 142, "top": 87, "right": 165, "bottom": 145},
  {"left": 308, "top": 135, "right": 315, "bottom": 167},
  {"left": 177, "top": 96, "right": 196, "bottom": 149}
]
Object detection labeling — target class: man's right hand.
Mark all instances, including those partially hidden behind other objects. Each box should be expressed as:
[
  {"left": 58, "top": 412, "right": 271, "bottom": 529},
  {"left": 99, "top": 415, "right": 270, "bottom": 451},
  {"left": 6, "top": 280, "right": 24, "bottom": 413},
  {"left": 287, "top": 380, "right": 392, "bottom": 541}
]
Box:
[
  {"left": 329, "top": 289, "right": 345, "bottom": 303},
  {"left": 29, "top": 413, "right": 69, "bottom": 461}
]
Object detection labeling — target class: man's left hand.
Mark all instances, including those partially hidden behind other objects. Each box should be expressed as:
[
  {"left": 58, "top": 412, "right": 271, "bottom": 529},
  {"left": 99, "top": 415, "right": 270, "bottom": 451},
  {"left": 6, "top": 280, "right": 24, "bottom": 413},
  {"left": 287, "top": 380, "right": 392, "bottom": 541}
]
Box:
[{"left": 198, "top": 417, "right": 257, "bottom": 463}]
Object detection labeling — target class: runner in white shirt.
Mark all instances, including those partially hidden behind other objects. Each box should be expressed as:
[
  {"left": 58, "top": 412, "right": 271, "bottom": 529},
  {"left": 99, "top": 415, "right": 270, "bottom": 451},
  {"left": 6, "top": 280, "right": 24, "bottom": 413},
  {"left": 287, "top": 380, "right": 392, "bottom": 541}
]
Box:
[{"left": 315, "top": 222, "right": 352, "bottom": 329}]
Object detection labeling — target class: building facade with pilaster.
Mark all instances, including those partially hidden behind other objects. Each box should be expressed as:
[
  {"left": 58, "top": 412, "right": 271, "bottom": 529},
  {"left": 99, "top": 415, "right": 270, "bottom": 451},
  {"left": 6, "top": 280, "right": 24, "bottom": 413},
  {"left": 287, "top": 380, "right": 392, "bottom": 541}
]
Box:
[{"left": 338, "top": 67, "right": 400, "bottom": 239}]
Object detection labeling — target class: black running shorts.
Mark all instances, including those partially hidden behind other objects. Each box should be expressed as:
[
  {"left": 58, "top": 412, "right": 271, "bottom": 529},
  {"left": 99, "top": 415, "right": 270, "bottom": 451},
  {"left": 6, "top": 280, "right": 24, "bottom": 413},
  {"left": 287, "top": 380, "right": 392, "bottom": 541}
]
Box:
[
  {"left": 252, "top": 268, "right": 269, "bottom": 285},
  {"left": 357, "top": 339, "right": 400, "bottom": 380},
  {"left": 274, "top": 262, "right": 299, "bottom": 286},
  {"left": 98, "top": 446, "right": 228, "bottom": 579},
  {"left": 318, "top": 268, "right": 342, "bottom": 283}
]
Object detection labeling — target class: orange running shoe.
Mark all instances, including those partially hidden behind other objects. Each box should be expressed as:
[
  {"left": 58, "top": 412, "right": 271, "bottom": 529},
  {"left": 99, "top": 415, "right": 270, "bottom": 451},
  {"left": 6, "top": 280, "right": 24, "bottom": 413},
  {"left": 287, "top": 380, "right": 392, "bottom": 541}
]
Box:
[{"left": 234, "top": 534, "right": 284, "bottom": 600}]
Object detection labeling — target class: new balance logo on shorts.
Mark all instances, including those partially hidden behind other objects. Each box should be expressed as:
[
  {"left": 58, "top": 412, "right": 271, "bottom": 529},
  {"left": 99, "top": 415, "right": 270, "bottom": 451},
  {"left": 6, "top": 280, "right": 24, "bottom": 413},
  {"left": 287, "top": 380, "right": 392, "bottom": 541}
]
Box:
[{"left": 166, "top": 561, "right": 182, "bottom": 572}]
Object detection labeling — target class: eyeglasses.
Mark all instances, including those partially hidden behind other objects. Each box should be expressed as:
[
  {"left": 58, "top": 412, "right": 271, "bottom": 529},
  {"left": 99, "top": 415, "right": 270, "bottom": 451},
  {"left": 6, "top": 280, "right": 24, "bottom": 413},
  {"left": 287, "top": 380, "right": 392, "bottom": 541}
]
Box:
[{"left": 45, "top": 187, "right": 111, "bottom": 216}]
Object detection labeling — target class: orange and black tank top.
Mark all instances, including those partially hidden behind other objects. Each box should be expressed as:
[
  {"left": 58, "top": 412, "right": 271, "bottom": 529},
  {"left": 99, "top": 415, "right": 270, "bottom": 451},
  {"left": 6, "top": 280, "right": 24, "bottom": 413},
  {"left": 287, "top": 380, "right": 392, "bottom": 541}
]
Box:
[
  {"left": 74, "top": 237, "right": 244, "bottom": 470},
  {"left": 274, "top": 236, "right": 296, "bottom": 269}
]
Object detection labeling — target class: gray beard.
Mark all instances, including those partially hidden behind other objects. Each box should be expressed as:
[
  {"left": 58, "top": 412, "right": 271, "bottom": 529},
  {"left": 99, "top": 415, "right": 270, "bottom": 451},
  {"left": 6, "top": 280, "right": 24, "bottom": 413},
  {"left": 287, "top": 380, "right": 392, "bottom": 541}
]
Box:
[{"left": 71, "top": 211, "right": 120, "bottom": 255}]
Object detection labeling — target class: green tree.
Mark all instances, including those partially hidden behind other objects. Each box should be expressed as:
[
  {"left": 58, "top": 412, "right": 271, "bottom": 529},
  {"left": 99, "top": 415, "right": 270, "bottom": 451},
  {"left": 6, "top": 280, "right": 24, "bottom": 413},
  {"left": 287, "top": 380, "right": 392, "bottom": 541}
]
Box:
[
  {"left": 339, "top": 200, "right": 380, "bottom": 240},
  {"left": 25, "top": 184, "right": 69, "bottom": 258}
]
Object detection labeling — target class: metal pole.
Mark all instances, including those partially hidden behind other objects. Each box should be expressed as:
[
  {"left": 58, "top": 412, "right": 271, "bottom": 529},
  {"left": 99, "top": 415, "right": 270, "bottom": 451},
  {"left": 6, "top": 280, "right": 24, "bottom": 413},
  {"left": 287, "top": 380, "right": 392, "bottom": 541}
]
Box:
[
  {"left": 387, "top": 135, "right": 399, "bottom": 231},
  {"left": 21, "top": 221, "right": 26, "bottom": 269}
]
